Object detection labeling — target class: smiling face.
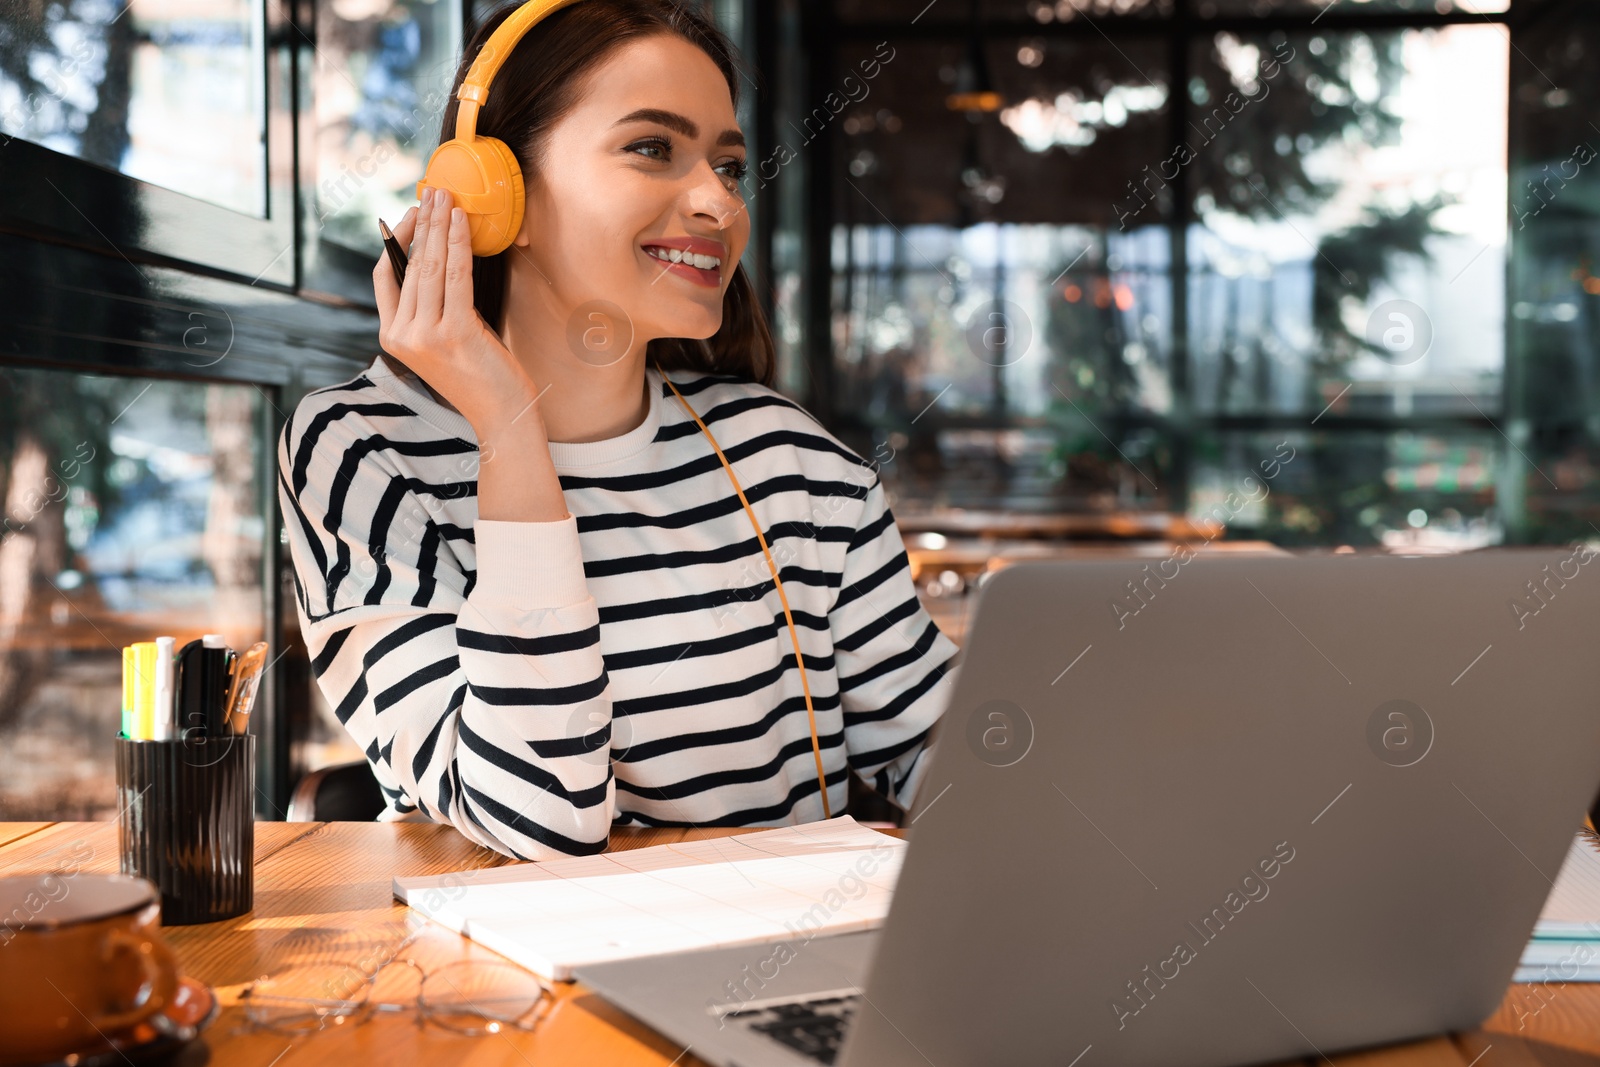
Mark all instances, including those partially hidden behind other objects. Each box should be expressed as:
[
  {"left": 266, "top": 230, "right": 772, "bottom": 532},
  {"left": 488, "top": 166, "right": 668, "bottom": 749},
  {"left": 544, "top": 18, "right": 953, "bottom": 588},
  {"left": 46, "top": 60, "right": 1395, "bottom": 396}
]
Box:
[{"left": 506, "top": 33, "right": 750, "bottom": 356}]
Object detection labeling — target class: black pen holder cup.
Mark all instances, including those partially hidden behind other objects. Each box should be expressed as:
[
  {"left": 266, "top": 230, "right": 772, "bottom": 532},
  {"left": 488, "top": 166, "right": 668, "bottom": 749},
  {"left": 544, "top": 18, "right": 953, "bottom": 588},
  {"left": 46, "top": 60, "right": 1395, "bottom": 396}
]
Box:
[{"left": 114, "top": 733, "right": 255, "bottom": 925}]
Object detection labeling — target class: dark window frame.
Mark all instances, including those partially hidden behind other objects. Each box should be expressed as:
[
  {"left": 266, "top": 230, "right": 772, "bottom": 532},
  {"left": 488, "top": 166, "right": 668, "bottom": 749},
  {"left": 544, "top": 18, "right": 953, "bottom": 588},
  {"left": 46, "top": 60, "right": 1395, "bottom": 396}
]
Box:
[{"left": 0, "top": 0, "right": 298, "bottom": 291}]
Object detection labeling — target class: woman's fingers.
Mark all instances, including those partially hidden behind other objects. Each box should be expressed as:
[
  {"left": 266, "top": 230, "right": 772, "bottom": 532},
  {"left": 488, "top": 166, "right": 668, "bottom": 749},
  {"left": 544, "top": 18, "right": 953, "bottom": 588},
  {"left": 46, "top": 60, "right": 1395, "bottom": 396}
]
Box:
[
  {"left": 399, "top": 191, "right": 432, "bottom": 324},
  {"left": 414, "top": 186, "right": 454, "bottom": 325},
  {"left": 368, "top": 189, "right": 523, "bottom": 429},
  {"left": 442, "top": 204, "right": 476, "bottom": 331}
]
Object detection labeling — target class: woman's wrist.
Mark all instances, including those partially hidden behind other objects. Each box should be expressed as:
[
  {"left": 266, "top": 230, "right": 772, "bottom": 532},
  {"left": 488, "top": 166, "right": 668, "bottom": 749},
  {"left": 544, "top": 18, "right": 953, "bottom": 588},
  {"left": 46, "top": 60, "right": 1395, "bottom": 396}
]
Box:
[
  {"left": 460, "top": 370, "right": 548, "bottom": 442},
  {"left": 474, "top": 411, "right": 570, "bottom": 523}
]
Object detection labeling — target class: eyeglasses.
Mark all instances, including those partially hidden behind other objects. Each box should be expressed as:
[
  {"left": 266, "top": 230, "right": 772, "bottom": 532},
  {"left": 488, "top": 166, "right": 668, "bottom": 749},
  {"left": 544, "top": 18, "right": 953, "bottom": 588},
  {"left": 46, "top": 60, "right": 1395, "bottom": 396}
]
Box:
[{"left": 239, "top": 956, "right": 556, "bottom": 1037}]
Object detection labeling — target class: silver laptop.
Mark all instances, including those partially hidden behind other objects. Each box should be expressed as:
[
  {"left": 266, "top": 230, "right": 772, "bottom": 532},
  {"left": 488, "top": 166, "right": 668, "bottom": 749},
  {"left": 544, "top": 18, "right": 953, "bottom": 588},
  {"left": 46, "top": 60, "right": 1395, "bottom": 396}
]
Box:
[{"left": 575, "top": 550, "right": 1600, "bottom": 1067}]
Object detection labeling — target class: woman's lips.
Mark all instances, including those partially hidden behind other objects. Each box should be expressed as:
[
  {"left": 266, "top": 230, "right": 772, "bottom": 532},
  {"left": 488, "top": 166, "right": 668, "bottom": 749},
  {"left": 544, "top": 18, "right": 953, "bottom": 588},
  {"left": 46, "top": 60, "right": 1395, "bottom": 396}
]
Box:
[{"left": 642, "top": 245, "right": 722, "bottom": 289}]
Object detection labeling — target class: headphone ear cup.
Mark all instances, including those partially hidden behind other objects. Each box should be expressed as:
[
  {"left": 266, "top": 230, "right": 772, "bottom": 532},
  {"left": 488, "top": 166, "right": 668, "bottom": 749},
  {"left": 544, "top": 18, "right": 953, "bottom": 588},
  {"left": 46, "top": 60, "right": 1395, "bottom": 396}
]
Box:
[
  {"left": 417, "top": 135, "right": 526, "bottom": 258},
  {"left": 472, "top": 135, "right": 526, "bottom": 257}
]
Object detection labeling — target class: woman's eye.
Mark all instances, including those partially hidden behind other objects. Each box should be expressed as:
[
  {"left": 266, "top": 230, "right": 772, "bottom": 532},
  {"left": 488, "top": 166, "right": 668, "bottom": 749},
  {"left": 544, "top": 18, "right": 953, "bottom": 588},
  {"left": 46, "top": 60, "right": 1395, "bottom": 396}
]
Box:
[
  {"left": 630, "top": 136, "right": 672, "bottom": 161},
  {"left": 628, "top": 136, "right": 747, "bottom": 188}
]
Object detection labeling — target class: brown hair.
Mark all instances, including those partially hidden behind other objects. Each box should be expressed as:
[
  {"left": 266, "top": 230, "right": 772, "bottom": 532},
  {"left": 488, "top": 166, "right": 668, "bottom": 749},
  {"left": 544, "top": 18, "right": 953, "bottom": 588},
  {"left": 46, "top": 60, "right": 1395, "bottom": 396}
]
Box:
[{"left": 440, "top": 0, "right": 775, "bottom": 387}]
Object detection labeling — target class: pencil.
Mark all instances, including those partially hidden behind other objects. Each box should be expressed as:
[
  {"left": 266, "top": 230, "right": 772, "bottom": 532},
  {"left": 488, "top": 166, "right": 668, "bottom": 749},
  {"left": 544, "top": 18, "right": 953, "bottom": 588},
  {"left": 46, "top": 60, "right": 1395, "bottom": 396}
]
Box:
[{"left": 378, "top": 217, "right": 408, "bottom": 288}]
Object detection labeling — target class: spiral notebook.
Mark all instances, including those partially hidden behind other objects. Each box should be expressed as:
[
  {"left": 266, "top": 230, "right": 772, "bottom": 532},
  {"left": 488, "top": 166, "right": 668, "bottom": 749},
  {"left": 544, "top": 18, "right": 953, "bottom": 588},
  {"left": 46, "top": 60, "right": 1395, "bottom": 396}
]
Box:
[{"left": 393, "top": 815, "right": 906, "bottom": 981}]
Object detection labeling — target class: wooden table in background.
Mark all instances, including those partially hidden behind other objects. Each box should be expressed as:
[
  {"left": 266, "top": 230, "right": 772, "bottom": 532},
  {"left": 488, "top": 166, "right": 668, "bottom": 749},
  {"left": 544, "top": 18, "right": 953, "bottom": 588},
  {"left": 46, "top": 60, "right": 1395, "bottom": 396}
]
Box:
[
  {"left": 908, "top": 540, "right": 1292, "bottom": 648},
  {"left": 894, "top": 508, "right": 1226, "bottom": 542},
  {"left": 1, "top": 821, "right": 1595, "bottom": 1066}
]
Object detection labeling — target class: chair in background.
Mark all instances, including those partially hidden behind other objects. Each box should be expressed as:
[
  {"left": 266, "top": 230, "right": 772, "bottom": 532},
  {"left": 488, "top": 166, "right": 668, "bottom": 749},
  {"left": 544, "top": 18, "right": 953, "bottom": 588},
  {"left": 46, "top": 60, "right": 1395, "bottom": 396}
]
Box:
[
  {"left": 286, "top": 760, "right": 386, "bottom": 822},
  {"left": 846, "top": 772, "right": 904, "bottom": 829}
]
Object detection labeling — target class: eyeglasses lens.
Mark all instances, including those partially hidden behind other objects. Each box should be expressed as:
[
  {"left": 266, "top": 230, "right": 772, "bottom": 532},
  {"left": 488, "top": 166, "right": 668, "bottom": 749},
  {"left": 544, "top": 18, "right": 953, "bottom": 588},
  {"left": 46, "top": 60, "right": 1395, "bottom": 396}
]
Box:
[{"left": 419, "top": 960, "right": 551, "bottom": 1035}]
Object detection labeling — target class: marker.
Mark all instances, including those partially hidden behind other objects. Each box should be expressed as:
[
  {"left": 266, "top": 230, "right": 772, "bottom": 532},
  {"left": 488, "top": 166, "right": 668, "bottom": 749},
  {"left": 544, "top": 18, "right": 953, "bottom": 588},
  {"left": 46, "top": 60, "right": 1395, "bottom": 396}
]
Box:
[
  {"left": 121, "top": 646, "right": 134, "bottom": 739},
  {"left": 132, "top": 642, "right": 158, "bottom": 740},
  {"left": 174, "top": 638, "right": 206, "bottom": 742},
  {"left": 202, "top": 634, "right": 231, "bottom": 738},
  {"left": 152, "top": 636, "right": 176, "bottom": 741}
]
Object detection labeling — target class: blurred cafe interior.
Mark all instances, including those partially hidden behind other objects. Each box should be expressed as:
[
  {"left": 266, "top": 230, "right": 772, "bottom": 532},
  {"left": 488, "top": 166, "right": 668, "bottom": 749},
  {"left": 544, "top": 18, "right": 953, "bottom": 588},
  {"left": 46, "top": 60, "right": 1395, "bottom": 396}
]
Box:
[{"left": 0, "top": 0, "right": 1594, "bottom": 823}]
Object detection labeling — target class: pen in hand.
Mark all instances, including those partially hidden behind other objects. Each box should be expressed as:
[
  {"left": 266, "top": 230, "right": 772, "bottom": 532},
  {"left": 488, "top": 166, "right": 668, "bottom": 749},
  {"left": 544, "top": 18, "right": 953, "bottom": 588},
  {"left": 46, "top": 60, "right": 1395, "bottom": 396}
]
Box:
[{"left": 379, "top": 216, "right": 408, "bottom": 288}]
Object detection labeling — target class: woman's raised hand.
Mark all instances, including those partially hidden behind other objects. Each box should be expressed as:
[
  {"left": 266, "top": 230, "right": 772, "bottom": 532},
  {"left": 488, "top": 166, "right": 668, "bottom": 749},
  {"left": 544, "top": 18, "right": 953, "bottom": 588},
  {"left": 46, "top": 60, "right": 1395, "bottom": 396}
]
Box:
[{"left": 374, "top": 187, "right": 545, "bottom": 437}]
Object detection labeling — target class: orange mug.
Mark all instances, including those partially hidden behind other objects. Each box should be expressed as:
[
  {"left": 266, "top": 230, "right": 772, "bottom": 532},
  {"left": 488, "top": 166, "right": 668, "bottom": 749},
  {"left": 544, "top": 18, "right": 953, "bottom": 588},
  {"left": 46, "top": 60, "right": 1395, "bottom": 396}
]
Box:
[{"left": 0, "top": 870, "right": 180, "bottom": 1065}]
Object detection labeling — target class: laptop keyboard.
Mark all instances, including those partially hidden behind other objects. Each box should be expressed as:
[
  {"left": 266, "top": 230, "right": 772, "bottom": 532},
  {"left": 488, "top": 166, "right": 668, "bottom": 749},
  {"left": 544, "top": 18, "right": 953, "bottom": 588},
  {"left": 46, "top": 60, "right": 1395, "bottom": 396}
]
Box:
[{"left": 724, "top": 991, "right": 860, "bottom": 1065}]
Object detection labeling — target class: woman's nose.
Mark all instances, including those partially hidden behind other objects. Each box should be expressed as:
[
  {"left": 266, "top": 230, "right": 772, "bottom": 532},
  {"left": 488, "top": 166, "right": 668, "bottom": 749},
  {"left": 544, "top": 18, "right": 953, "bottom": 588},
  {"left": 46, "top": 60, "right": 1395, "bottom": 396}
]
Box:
[{"left": 686, "top": 159, "right": 745, "bottom": 226}]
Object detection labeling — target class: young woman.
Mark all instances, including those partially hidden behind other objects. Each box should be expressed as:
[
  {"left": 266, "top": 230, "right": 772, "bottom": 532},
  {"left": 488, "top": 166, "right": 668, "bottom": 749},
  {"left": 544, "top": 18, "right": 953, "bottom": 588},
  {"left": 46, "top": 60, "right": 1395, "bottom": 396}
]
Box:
[{"left": 278, "top": 0, "right": 959, "bottom": 860}]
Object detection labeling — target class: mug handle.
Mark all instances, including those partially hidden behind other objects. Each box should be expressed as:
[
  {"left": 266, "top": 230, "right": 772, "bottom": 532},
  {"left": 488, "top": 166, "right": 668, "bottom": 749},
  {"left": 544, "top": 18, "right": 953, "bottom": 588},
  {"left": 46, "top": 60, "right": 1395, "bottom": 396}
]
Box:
[{"left": 91, "top": 927, "right": 180, "bottom": 1034}]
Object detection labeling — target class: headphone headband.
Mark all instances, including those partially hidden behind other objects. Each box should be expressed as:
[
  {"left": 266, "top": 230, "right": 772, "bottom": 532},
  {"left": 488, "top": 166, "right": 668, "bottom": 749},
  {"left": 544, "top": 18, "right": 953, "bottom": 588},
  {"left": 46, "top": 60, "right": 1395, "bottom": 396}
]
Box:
[
  {"left": 416, "top": 0, "right": 590, "bottom": 256},
  {"left": 453, "top": 0, "right": 588, "bottom": 143}
]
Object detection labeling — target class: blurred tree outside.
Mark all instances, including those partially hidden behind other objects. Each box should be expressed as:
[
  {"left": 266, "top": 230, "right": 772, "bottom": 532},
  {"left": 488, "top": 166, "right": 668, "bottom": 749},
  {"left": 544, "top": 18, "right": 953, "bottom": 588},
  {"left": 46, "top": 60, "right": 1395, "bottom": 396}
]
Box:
[{"left": 1042, "top": 28, "right": 1419, "bottom": 503}]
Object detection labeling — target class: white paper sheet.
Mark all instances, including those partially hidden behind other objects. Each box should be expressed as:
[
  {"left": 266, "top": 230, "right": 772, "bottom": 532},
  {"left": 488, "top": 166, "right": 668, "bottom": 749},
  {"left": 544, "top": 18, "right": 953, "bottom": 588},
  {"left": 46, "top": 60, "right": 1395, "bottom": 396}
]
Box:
[
  {"left": 1517, "top": 831, "right": 1600, "bottom": 982},
  {"left": 393, "top": 815, "right": 905, "bottom": 980}
]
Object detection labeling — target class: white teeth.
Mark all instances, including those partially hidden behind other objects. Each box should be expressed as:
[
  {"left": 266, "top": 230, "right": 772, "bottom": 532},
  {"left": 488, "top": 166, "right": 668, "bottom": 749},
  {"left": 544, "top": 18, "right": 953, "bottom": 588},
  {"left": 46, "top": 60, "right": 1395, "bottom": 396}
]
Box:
[{"left": 646, "top": 246, "right": 721, "bottom": 271}]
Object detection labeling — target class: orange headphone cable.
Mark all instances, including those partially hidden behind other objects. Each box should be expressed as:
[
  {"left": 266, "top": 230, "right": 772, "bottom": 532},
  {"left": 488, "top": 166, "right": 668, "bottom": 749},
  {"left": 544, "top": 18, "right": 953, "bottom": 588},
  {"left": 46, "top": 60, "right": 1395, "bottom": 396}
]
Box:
[{"left": 654, "top": 364, "right": 832, "bottom": 821}]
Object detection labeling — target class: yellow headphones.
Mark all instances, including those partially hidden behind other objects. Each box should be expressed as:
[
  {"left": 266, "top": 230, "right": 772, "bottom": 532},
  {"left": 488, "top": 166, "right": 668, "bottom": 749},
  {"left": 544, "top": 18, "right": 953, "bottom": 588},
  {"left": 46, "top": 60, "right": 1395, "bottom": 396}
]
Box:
[{"left": 416, "top": 0, "right": 589, "bottom": 257}]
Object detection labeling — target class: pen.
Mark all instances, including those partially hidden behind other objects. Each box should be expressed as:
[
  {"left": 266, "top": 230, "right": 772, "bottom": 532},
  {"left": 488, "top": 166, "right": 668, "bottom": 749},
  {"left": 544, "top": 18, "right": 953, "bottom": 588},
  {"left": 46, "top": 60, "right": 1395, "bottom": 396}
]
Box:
[{"left": 378, "top": 217, "right": 408, "bottom": 288}]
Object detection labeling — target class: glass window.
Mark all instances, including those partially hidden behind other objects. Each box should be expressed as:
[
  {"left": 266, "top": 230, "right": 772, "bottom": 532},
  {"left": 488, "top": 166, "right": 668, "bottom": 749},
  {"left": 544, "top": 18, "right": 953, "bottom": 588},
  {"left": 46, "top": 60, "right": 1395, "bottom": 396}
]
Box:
[
  {"left": 1504, "top": 1, "right": 1600, "bottom": 543},
  {"left": 312, "top": 0, "right": 463, "bottom": 257},
  {"left": 0, "top": 366, "right": 266, "bottom": 820},
  {"left": 1187, "top": 25, "right": 1508, "bottom": 417},
  {"left": 819, "top": 2, "right": 1533, "bottom": 546},
  {"left": 833, "top": 222, "right": 1174, "bottom": 415},
  {"left": 829, "top": 36, "right": 1176, "bottom": 508},
  {"left": 834, "top": 0, "right": 1175, "bottom": 23},
  {"left": 831, "top": 38, "right": 1172, "bottom": 229},
  {"left": 1188, "top": 429, "right": 1501, "bottom": 547},
  {"left": 762, "top": 0, "right": 812, "bottom": 401},
  {"left": 0, "top": 0, "right": 268, "bottom": 216},
  {"left": 1197, "top": 0, "right": 1508, "bottom": 15},
  {"left": 880, "top": 422, "right": 1176, "bottom": 512}
]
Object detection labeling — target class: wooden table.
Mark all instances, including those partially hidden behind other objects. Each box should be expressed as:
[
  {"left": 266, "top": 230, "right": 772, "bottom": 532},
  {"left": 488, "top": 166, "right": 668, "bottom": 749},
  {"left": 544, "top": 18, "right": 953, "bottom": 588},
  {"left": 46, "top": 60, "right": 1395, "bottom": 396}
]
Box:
[
  {"left": 894, "top": 508, "right": 1226, "bottom": 542},
  {"left": 2, "top": 821, "right": 1595, "bottom": 1066}
]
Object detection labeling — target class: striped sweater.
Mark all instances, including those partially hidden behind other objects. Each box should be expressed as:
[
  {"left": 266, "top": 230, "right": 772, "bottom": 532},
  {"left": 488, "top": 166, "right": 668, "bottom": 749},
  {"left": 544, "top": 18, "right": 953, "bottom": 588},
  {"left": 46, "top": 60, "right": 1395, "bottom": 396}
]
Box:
[{"left": 276, "top": 353, "right": 961, "bottom": 860}]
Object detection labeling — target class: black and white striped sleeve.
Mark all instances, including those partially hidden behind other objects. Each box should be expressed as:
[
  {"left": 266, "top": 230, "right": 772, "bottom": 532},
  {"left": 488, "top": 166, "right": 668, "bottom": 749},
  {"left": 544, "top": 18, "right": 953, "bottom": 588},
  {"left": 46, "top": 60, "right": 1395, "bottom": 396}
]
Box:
[
  {"left": 830, "top": 469, "right": 960, "bottom": 812},
  {"left": 276, "top": 411, "right": 615, "bottom": 860}
]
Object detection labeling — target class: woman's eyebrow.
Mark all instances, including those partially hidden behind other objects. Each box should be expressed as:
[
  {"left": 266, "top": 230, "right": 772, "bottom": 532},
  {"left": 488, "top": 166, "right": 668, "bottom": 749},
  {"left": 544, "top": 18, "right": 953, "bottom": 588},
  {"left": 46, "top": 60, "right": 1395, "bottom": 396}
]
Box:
[{"left": 613, "top": 107, "right": 745, "bottom": 149}]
